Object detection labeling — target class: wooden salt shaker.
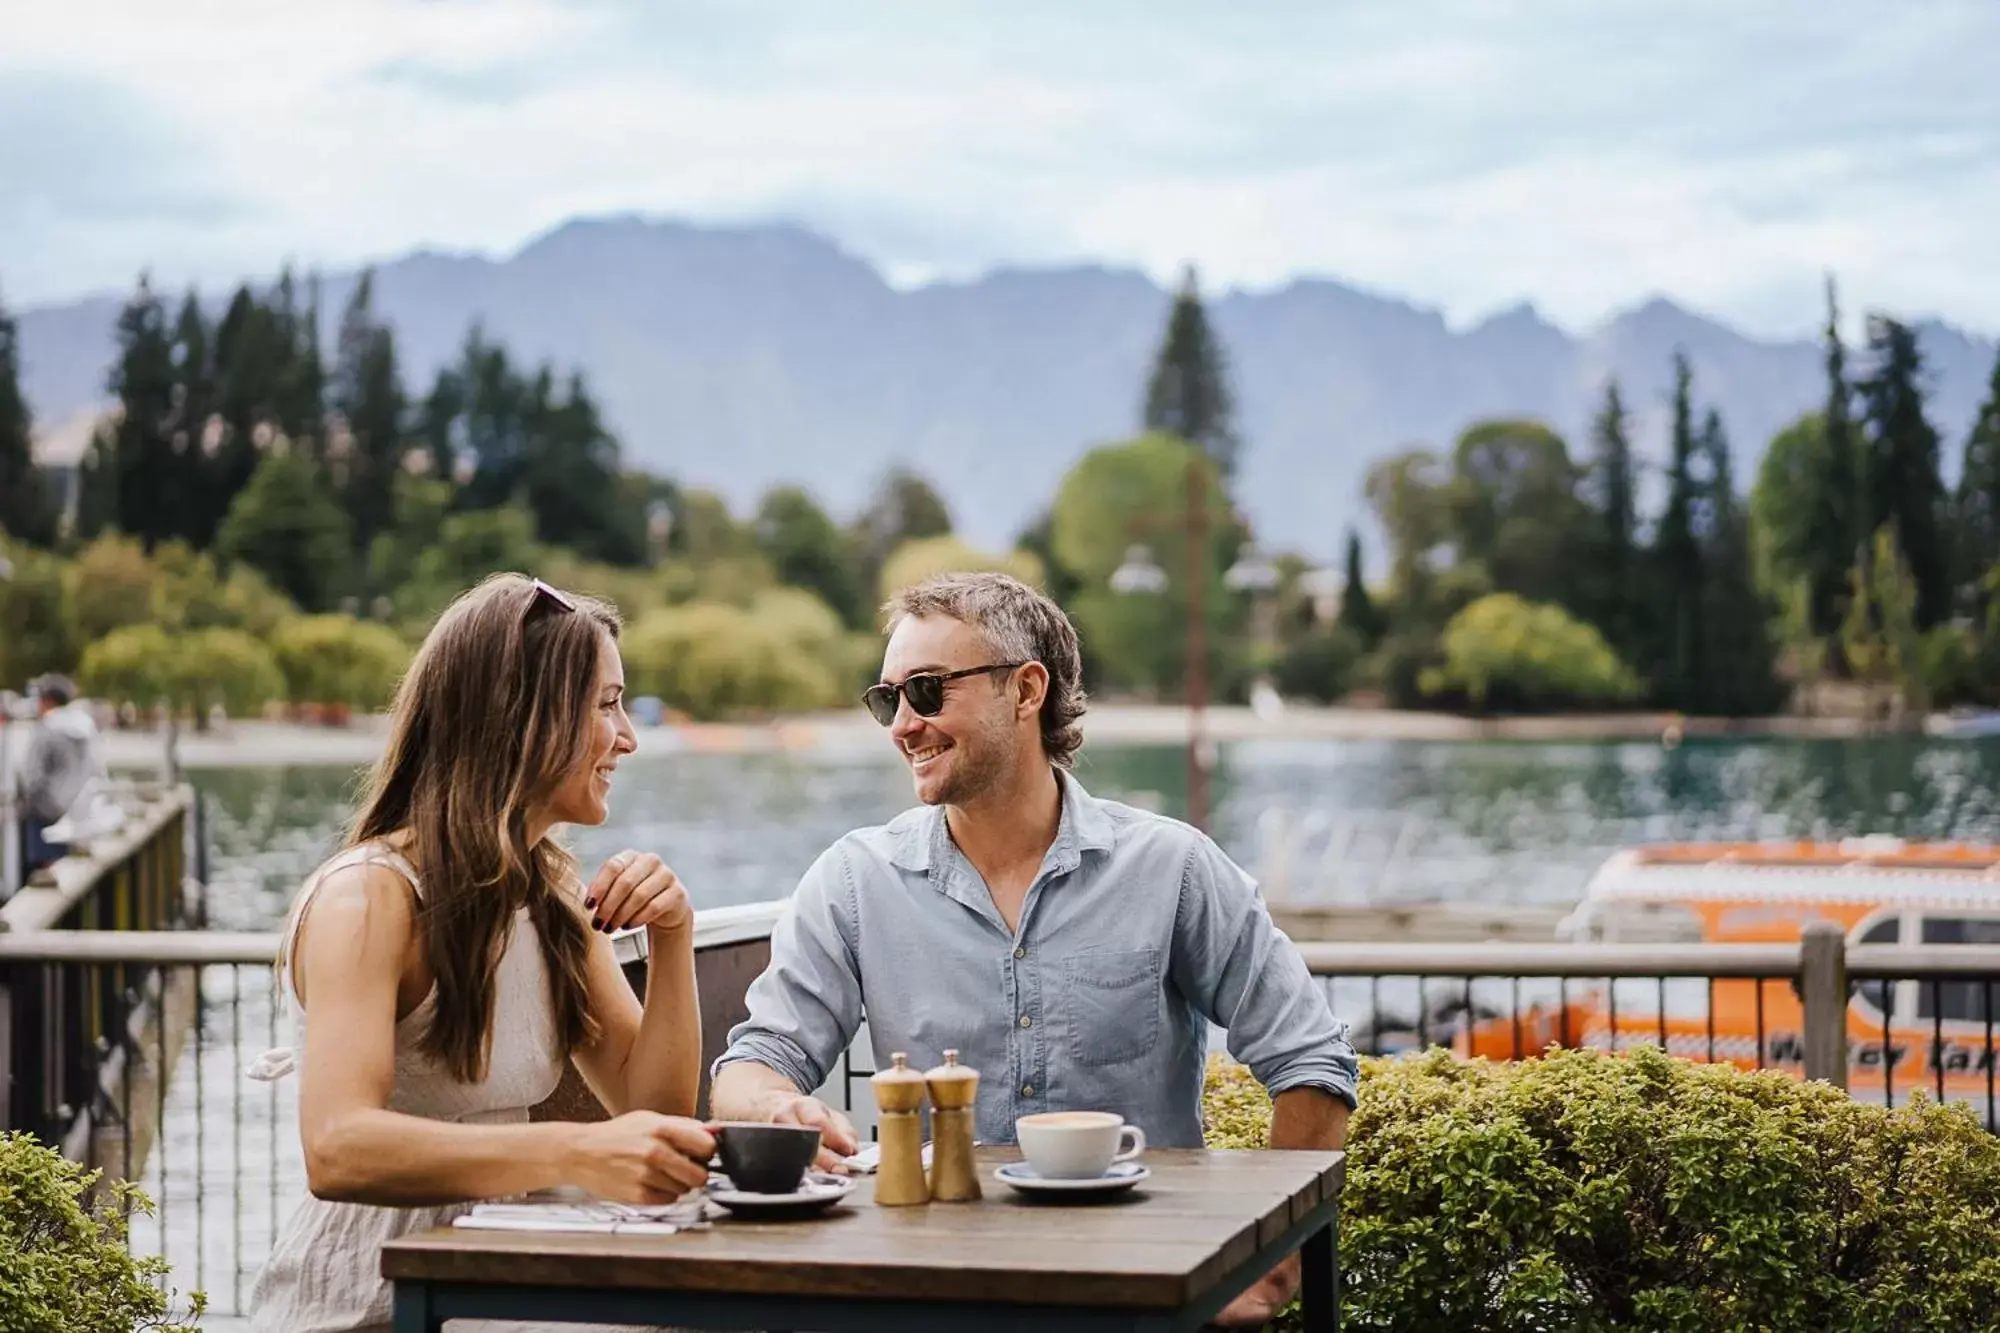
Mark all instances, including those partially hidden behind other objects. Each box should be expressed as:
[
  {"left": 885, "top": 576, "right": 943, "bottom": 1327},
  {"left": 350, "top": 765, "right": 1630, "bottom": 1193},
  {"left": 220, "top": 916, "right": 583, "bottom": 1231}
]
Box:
[
  {"left": 924, "top": 1049, "right": 981, "bottom": 1202},
  {"left": 871, "top": 1052, "right": 930, "bottom": 1206}
]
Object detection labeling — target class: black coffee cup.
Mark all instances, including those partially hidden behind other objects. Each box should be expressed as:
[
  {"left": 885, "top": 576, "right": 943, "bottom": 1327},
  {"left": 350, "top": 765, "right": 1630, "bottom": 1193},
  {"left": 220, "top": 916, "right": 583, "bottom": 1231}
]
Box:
[{"left": 712, "top": 1123, "right": 822, "bottom": 1195}]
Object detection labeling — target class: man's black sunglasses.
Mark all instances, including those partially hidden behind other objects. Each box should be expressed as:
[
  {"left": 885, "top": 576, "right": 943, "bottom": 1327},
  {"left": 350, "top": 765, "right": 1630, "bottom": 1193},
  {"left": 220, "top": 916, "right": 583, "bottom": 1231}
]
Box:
[{"left": 862, "top": 663, "right": 1028, "bottom": 726}]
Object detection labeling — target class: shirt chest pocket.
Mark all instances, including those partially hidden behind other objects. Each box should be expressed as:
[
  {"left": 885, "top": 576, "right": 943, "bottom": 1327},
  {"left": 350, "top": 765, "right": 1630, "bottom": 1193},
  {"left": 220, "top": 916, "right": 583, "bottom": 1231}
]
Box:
[{"left": 1060, "top": 948, "right": 1163, "bottom": 1067}]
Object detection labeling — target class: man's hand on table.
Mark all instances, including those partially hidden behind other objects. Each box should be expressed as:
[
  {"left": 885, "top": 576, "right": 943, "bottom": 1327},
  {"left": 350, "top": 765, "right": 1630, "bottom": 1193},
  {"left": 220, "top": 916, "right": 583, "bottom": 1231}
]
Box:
[
  {"left": 1212, "top": 1253, "right": 1299, "bottom": 1327},
  {"left": 766, "top": 1093, "right": 860, "bottom": 1172}
]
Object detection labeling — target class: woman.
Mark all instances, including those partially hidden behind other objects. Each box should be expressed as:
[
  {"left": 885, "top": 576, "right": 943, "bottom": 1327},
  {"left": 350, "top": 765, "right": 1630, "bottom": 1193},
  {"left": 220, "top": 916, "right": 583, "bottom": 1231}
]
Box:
[{"left": 250, "top": 574, "right": 712, "bottom": 1332}]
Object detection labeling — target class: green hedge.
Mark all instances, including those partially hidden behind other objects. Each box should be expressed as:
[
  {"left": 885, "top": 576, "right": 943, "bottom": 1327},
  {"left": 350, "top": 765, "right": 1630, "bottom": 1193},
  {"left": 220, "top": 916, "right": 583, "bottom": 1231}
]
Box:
[
  {"left": 0, "top": 1131, "right": 202, "bottom": 1331},
  {"left": 1202, "top": 1047, "right": 2000, "bottom": 1332}
]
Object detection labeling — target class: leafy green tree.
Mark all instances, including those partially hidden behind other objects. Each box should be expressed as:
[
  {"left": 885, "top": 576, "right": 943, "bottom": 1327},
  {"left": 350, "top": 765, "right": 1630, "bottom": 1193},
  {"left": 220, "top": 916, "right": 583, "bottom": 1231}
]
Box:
[
  {"left": 365, "top": 473, "right": 453, "bottom": 598},
  {"left": 1051, "top": 434, "right": 1242, "bottom": 695},
  {"left": 878, "top": 535, "right": 1044, "bottom": 603},
  {"left": 330, "top": 271, "right": 408, "bottom": 560},
  {"left": 1955, "top": 344, "right": 2000, "bottom": 616},
  {"left": 1445, "top": 418, "right": 1591, "bottom": 611},
  {"left": 179, "top": 627, "right": 286, "bottom": 721},
  {"left": 216, "top": 451, "right": 353, "bottom": 612},
  {"left": 396, "top": 504, "right": 542, "bottom": 624},
  {"left": 1142, "top": 266, "right": 1240, "bottom": 481},
  {"left": 64, "top": 534, "right": 164, "bottom": 643},
  {"left": 270, "top": 614, "right": 410, "bottom": 709},
  {"left": 853, "top": 468, "right": 954, "bottom": 596},
  {"left": 623, "top": 595, "right": 850, "bottom": 719},
  {"left": 754, "top": 485, "right": 866, "bottom": 627},
  {"left": 0, "top": 542, "right": 78, "bottom": 683},
  {"left": 1337, "top": 527, "right": 1383, "bottom": 646},
  {"left": 107, "top": 277, "right": 183, "bottom": 550},
  {"left": 1421, "top": 592, "right": 1638, "bottom": 712},
  {"left": 1363, "top": 448, "right": 1452, "bottom": 618},
  {"left": 1012, "top": 507, "right": 1083, "bottom": 614},
  {"left": 1858, "top": 315, "right": 1950, "bottom": 629},
  {"left": 1750, "top": 412, "right": 1829, "bottom": 598},
  {"left": 0, "top": 290, "right": 58, "bottom": 545},
  {"left": 1842, "top": 525, "right": 1926, "bottom": 717}
]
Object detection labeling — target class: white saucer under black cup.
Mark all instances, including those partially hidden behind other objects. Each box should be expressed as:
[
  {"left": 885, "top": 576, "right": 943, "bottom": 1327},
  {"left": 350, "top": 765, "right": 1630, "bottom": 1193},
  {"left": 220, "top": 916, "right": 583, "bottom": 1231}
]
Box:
[
  {"left": 707, "top": 1171, "right": 855, "bottom": 1220},
  {"left": 994, "top": 1161, "right": 1151, "bottom": 1198}
]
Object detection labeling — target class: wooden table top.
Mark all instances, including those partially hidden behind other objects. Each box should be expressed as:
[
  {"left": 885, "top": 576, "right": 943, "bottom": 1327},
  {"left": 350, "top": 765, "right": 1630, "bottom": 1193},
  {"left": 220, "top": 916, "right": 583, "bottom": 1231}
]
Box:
[{"left": 381, "top": 1147, "right": 1345, "bottom": 1311}]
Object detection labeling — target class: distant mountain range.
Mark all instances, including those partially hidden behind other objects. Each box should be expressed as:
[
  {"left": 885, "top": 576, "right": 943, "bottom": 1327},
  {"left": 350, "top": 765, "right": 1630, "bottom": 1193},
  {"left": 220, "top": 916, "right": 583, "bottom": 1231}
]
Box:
[{"left": 16, "top": 216, "right": 1997, "bottom": 559}]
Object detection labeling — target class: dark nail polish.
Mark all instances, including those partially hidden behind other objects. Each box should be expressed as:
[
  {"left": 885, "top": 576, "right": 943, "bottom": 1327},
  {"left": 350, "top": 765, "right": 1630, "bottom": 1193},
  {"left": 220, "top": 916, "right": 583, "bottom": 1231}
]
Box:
[
  {"left": 591, "top": 917, "right": 604, "bottom": 931},
  {"left": 585, "top": 897, "right": 596, "bottom": 909}
]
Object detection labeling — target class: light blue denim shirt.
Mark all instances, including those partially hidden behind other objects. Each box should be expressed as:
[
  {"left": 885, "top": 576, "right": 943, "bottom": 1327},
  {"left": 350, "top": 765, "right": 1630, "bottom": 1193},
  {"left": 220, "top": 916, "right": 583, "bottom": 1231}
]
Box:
[{"left": 716, "top": 775, "right": 1358, "bottom": 1148}]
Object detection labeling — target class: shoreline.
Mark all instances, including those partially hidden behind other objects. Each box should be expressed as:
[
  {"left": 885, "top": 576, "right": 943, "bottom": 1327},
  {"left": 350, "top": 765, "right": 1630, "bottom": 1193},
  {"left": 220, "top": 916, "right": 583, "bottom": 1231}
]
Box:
[{"left": 95, "top": 704, "right": 1894, "bottom": 771}]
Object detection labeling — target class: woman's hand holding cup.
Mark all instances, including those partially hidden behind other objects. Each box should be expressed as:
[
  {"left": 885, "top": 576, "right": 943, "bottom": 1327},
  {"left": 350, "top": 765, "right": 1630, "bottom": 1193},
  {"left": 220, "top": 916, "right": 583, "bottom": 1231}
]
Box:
[{"left": 565, "top": 1111, "right": 714, "bottom": 1204}]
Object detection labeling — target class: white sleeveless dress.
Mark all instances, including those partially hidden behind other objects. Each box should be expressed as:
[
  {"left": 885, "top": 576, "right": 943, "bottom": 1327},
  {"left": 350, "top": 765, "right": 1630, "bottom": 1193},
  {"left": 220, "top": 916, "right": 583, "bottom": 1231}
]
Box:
[{"left": 247, "top": 842, "right": 678, "bottom": 1333}]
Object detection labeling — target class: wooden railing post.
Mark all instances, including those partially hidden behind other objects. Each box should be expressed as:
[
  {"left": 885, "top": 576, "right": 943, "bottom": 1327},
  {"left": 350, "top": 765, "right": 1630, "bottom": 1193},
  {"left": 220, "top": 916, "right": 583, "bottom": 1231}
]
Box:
[{"left": 1800, "top": 921, "right": 1849, "bottom": 1091}]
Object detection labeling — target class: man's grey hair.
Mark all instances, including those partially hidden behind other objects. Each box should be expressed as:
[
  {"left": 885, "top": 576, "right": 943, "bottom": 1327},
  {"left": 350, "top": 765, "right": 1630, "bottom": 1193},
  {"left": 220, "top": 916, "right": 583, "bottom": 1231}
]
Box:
[{"left": 883, "top": 572, "right": 1087, "bottom": 769}]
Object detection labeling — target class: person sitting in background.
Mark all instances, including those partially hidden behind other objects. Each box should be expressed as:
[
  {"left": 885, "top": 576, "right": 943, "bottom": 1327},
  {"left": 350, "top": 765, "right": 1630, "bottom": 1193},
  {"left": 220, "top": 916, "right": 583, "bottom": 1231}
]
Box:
[
  {"left": 248, "top": 573, "right": 710, "bottom": 1333},
  {"left": 9, "top": 674, "right": 105, "bottom": 875},
  {"left": 710, "top": 572, "right": 1358, "bottom": 1328}
]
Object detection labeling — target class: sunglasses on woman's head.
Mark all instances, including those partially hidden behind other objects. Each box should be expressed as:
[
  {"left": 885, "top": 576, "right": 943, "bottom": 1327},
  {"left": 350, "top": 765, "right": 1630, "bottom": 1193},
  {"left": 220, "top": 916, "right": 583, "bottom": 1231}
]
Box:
[
  {"left": 526, "top": 578, "right": 576, "bottom": 616},
  {"left": 862, "top": 662, "right": 1027, "bottom": 726}
]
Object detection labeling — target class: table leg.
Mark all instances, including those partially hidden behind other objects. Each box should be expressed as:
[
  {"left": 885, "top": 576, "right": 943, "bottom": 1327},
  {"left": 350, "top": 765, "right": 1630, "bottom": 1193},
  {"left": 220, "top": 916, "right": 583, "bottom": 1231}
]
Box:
[
  {"left": 1301, "top": 1222, "right": 1337, "bottom": 1332},
  {"left": 391, "top": 1281, "right": 440, "bottom": 1333}
]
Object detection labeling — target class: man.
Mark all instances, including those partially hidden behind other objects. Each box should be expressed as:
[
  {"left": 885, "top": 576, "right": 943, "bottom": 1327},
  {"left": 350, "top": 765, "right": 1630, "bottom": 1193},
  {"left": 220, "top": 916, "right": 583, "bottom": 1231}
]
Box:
[
  {"left": 10, "top": 675, "right": 104, "bottom": 873},
  {"left": 712, "top": 573, "right": 1357, "bottom": 1326}
]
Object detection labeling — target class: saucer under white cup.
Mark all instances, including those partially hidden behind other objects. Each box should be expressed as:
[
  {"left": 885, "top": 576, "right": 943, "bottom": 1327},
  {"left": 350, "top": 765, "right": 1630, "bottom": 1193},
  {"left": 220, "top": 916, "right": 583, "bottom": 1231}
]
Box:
[{"left": 1015, "top": 1111, "right": 1146, "bottom": 1179}]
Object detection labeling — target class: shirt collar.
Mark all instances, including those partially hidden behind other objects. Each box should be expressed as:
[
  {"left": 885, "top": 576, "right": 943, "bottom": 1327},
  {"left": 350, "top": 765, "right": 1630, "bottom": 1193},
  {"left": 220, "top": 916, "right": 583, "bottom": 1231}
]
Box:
[{"left": 887, "top": 768, "right": 1116, "bottom": 877}]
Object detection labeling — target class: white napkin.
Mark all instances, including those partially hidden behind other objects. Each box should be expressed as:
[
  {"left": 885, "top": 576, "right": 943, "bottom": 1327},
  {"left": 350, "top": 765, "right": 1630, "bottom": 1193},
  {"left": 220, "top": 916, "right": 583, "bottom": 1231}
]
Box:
[
  {"left": 453, "top": 1196, "right": 717, "bottom": 1235},
  {"left": 841, "top": 1142, "right": 942, "bottom": 1174}
]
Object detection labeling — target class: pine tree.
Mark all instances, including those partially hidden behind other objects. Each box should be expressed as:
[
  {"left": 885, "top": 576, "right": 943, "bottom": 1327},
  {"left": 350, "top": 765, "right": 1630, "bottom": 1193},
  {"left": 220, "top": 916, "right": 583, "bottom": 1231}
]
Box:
[
  {"left": 0, "top": 288, "right": 58, "bottom": 545},
  {"left": 1586, "top": 378, "right": 1638, "bottom": 657},
  {"left": 330, "top": 271, "right": 408, "bottom": 559},
  {"left": 211, "top": 284, "right": 282, "bottom": 535},
  {"left": 1338, "top": 527, "right": 1383, "bottom": 645},
  {"left": 108, "top": 276, "right": 181, "bottom": 551},
  {"left": 270, "top": 267, "right": 325, "bottom": 447},
  {"left": 1857, "top": 315, "right": 1950, "bottom": 628},
  {"left": 1956, "top": 345, "right": 2000, "bottom": 616},
  {"left": 169, "top": 289, "right": 222, "bottom": 546},
  {"left": 1696, "top": 409, "right": 1782, "bottom": 714},
  {"left": 1649, "top": 352, "right": 1705, "bottom": 707},
  {"left": 1142, "top": 266, "right": 1240, "bottom": 481},
  {"left": 1804, "top": 276, "right": 1859, "bottom": 638}
]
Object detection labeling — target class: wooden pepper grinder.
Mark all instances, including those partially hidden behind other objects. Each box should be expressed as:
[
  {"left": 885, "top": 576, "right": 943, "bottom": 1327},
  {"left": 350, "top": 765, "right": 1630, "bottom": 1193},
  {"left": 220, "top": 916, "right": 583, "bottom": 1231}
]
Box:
[
  {"left": 924, "top": 1049, "right": 981, "bottom": 1202},
  {"left": 871, "top": 1052, "right": 930, "bottom": 1206}
]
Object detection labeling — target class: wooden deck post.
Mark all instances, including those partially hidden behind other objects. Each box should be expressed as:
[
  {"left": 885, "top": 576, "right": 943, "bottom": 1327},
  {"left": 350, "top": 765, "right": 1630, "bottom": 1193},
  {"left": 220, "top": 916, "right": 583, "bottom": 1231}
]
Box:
[{"left": 1799, "top": 921, "right": 1849, "bottom": 1091}]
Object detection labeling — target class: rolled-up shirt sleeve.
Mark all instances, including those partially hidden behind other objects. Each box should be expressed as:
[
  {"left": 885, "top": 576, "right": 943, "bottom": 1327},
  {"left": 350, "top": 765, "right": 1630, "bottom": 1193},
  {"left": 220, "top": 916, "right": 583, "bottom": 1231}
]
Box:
[
  {"left": 1170, "top": 832, "right": 1360, "bottom": 1108},
  {"left": 713, "top": 844, "right": 864, "bottom": 1096}
]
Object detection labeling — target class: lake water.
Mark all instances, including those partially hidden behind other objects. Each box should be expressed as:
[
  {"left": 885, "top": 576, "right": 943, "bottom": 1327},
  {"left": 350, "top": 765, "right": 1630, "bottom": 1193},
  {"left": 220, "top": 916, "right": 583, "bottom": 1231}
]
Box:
[
  {"left": 136, "top": 733, "right": 2000, "bottom": 1324},
  {"left": 192, "top": 734, "right": 2000, "bottom": 930}
]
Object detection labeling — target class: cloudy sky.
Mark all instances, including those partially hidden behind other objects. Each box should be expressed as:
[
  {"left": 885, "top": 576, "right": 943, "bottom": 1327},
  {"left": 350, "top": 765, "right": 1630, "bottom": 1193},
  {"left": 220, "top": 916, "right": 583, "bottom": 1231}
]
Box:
[{"left": 3, "top": 0, "right": 1994, "bottom": 338}]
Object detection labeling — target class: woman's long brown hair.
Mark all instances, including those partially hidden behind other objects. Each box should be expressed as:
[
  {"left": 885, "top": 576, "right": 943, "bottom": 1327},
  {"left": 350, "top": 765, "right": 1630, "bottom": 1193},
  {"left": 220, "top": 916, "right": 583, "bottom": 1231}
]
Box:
[{"left": 332, "top": 573, "right": 616, "bottom": 1083}]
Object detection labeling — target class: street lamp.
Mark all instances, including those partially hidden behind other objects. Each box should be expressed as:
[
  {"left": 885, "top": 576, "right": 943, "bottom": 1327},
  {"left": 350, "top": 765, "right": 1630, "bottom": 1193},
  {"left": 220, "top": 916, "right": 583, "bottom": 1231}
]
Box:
[{"left": 1109, "top": 465, "right": 1277, "bottom": 833}]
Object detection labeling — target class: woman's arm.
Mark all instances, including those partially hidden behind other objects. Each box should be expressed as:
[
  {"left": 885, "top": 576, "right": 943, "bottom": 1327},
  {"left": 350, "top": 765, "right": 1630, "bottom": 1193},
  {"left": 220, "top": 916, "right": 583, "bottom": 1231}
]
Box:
[
  {"left": 293, "top": 862, "right": 710, "bottom": 1206},
  {"left": 569, "top": 852, "right": 703, "bottom": 1118}
]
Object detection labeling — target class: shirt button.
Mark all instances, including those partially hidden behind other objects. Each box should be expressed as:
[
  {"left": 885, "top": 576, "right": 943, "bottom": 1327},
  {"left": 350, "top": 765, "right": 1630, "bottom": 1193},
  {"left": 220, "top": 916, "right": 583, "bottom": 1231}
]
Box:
[
  {"left": 1021, "top": 1084, "right": 1034, "bottom": 1096},
  {"left": 1014, "top": 947, "right": 1026, "bottom": 959},
  {"left": 1019, "top": 1015, "right": 1033, "bottom": 1029}
]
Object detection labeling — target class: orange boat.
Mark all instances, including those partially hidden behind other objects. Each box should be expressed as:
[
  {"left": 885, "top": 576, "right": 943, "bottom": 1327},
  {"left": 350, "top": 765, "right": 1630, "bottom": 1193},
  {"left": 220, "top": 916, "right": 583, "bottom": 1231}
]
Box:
[{"left": 1457, "top": 837, "right": 2000, "bottom": 1117}]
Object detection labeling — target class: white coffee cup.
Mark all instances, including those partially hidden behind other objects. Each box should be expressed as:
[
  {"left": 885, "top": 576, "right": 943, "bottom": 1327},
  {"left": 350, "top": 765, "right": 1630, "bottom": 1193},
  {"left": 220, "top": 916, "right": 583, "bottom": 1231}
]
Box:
[{"left": 1015, "top": 1111, "right": 1146, "bottom": 1179}]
